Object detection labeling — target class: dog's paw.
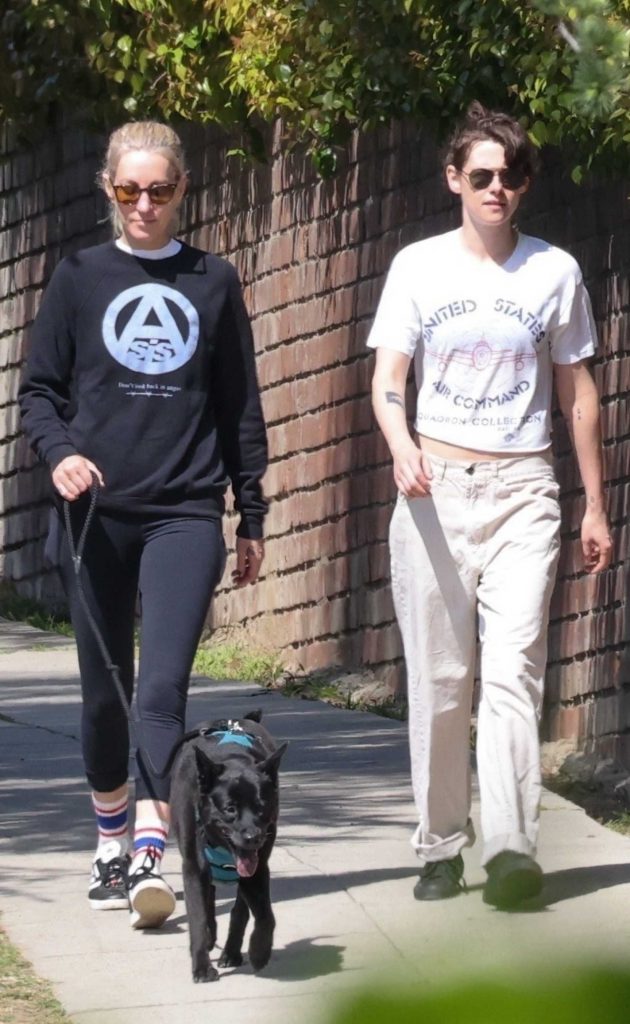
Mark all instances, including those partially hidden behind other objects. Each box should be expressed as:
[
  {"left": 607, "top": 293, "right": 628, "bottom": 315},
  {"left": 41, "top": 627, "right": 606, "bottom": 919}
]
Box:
[
  {"left": 248, "top": 940, "right": 272, "bottom": 972},
  {"left": 192, "top": 960, "right": 219, "bottom": 983},
  {"left": 218, "top": 950, "right": 243, "bottom": 968},
  {"left": 249, "top": 951, "right": 271, "bottom": 972}
]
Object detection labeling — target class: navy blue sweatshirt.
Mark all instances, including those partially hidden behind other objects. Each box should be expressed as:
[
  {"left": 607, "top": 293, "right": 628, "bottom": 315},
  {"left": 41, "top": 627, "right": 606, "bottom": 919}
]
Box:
[{"left": 18, "top": 241, "right": 268, "bottom": 538}]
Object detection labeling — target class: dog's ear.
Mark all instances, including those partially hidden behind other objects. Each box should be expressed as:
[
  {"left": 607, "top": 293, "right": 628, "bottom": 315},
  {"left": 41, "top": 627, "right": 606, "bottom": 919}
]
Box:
[
  {"left": 195, "top": 747, "right": 225, "bottom": 792},
  {"left": 244, "top": 708, "right": 262, "bottom": 723},
  {"left": 259, "top": 742, "right": 288, "bottom": 779}
]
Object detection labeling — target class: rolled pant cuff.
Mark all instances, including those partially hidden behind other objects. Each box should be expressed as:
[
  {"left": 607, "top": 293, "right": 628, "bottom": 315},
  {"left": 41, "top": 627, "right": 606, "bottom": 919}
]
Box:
[
  {"left": 482, "top": 832, "right": 536, "bottom": 867},
  {"left": 411, "top": 819, "right": 476, "bottom": 864}
]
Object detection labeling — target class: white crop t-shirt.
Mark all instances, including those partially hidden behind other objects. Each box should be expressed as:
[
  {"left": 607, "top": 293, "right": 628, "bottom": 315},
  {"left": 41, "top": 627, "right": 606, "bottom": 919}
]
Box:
[{"left": 367, "top": 230, "right": 597, "bottom": 452}]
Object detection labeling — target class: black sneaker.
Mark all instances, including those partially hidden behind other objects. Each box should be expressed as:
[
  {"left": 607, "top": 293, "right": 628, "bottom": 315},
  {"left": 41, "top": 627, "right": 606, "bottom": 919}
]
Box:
[
  {"left": 414, "top": 854, "right": 466, "bottom": 900},
  {"left": 483, "top": 851, "right": 543, "bottom": 909},
  {"left": 128, "top": 848, "right": 176, "bottom": 929},
  {"left": 88, "top": 840, "right": 130, "bottom": 910}
]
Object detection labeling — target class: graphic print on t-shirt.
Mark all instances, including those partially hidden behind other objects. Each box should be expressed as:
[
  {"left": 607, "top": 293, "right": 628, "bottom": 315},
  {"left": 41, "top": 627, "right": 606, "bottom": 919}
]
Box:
[
  {"left": 367, "top": 231, "right": 597, "bottom": 451},
  {"left": 102, "top": 283, "right": 199, "bottom": 375},
  {"left": 422, "top": 294, "right": 546, "bottom": 437}
]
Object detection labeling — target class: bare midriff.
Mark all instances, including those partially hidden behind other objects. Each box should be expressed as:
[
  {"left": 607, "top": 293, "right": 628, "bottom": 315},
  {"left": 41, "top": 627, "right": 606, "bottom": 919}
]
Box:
[{"left": 418, "top": 434, "right": 542, "bottom": 462}]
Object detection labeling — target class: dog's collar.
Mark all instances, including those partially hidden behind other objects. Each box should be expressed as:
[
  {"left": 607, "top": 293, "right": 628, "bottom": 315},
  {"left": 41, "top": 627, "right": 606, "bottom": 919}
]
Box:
[{"left": 203, "top": 843, "right": 239, "bottom": 884}]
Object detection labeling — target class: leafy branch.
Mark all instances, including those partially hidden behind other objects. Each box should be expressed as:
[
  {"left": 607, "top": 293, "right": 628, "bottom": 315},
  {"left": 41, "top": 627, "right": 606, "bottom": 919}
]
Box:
[{"left": 2, "top": 0, "right": 630, "bottom": 175}]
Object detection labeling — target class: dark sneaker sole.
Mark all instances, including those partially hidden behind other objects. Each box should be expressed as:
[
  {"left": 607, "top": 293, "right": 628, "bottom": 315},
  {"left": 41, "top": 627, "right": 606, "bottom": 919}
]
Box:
[
  {"left": 129, "top": 880, "right": 176, "bottom": 929},
  {"left": 483, "top": 867, "right": 543, "bottom": 908},
  {"left": 89, "top": 893, "right": 129, "bottom": 910},
  {"left": 414, "top": 884, "right": 463, "bottom": 901}
]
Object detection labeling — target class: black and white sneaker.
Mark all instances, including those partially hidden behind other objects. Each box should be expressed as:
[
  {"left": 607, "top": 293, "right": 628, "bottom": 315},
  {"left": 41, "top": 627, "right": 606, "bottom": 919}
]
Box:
[
  {"left": 128, "top": 848, "right": 176, "bottom": 929},
  {"left": 88, "top": 840, "right": 130, "bottom": 910}
]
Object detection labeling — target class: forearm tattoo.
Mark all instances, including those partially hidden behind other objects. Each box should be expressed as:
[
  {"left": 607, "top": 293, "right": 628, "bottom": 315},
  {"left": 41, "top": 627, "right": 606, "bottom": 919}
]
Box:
[{"left": 385, "top": 391, "right": 405, "bottom": 409}]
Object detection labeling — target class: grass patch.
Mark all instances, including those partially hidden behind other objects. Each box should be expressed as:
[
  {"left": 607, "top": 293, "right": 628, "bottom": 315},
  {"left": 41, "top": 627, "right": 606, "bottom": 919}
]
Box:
[
  {"left": 0, "top": 583, "right": 73, "bottom": 637},
  {"left": 368, "top": 699, "right": 408, "bottom": 721},
  {"left": 192, "top": 640, "right": 284, "bottom": 686},
  {"left": 0, "top": 924, "right": 72, "bottom": 1024},
  {"left": 281, "top": 675, "right": 355, "bottom": 705},
  {"left": 277, "top": 668, "right": 408, "bottom": 720},
  {"left": 604, "top": 811, "right": 630, "bottom": 836},
  {"left": 193, "top": 646, "right": 408, "bottom": 721}
]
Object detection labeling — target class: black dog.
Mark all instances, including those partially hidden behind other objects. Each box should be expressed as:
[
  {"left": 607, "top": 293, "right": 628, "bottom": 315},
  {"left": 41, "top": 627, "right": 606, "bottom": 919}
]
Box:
[{"left": 171, "top": 710, "right": 287, "bottom": 982}]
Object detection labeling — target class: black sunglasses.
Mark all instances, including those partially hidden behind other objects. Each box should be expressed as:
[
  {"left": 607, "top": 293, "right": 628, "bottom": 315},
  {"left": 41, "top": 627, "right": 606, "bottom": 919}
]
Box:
[
  {"left": 112, "top": 181, "right": 179, "bottom": 206},
  {"left": 460, "top": 167, "right": 528, "bottom": 191}
]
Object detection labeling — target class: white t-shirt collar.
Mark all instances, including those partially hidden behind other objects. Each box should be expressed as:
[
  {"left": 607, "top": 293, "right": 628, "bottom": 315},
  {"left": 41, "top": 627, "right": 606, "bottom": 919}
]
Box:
[
  {"left": 115, "top": 238, "right": 182, "bottom": 260},
  {"left": 452, "top": 229, "right": 523, "bottom": 273}
]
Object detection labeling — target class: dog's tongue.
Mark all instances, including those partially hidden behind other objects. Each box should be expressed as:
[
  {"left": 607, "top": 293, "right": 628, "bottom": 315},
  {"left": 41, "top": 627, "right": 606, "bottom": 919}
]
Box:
[{"left": 235, "top": 853, "right": 259, "bottom": 877}]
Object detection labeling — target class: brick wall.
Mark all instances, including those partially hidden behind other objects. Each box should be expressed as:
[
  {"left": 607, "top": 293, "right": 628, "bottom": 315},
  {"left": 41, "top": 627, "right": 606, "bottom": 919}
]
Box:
[
  {"left": 0, "top": 126, "right": 108, "bottom": 605},
  {"left": 1, "top": 120, "right": 628, "bottom": 760}
]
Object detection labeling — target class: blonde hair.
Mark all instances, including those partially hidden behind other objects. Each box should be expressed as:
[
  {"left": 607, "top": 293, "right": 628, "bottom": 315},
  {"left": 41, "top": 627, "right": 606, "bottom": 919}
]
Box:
[{"left": 100, "top": 121, "right": 188, "bottom": 235}]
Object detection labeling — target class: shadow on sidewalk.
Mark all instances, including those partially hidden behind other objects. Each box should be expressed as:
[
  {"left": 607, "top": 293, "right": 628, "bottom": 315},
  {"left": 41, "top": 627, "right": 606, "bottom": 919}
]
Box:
[
  {"left": 4, "top": 672, "right": 630, "bottom": 922},
  {"left": 237, "top": 936, "right": 346, "bottom": 981},
  {"left": 542, "top": 862, "right": 630, "bottom": 906},
  {"left": 0, "top": 678, "right": 416, "bottom": 858},
  {"left": 477, "top": 861, "right": 630, "bottom": 916}
]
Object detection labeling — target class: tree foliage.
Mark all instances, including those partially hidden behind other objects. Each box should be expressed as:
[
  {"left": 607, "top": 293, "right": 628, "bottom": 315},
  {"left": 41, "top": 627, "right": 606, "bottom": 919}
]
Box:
[{"left": 2, "top": 0, "right": 630, "bottom": 175}]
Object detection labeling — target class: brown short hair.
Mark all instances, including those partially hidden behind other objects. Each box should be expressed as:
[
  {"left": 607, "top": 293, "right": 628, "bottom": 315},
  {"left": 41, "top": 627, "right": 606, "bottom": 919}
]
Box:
[{"left": 444, "top": 101, "right": 539, "bottom": 177}]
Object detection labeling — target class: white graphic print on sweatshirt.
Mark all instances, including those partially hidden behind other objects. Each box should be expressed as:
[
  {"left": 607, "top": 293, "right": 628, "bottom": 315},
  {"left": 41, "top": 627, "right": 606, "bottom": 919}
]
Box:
[{"left": 102, "top": 283, "right": 200, "bottom": 375}]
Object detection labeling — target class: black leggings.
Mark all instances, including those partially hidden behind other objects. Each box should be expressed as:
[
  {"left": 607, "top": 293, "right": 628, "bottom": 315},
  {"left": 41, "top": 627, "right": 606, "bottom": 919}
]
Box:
[{"left": 50, "top": 504, "right": 226, "bottom": 801}]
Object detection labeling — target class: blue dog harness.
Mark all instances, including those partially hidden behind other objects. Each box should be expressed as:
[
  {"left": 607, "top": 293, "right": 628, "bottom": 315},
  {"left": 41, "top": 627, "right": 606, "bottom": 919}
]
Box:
[
  {"left": 199, "top": 724, "right": 256, "bottom": 885},
  {"left": 213, "top": 729, "right": 256, "bottom": 750}
]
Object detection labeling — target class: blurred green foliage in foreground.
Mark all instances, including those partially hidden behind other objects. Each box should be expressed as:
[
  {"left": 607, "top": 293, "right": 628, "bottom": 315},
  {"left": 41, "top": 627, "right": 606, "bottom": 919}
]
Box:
[{"left": 332, "top": 967, "right": 630, "bottom": 1024}]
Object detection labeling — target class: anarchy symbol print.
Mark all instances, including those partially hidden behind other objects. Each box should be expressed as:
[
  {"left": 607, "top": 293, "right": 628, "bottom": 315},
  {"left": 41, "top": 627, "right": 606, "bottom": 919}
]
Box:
[{"left": 102, "top": 283, "right": 199, "bottom": 374}]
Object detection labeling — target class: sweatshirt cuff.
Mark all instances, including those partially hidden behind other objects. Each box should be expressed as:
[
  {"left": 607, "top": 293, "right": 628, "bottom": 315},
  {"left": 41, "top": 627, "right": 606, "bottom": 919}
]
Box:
[
  {"left": 47, "top": 444, "right": 79, "bottom": 470},
  {"left": 235, "top": 516, "right": 264, "bottom": 540}
]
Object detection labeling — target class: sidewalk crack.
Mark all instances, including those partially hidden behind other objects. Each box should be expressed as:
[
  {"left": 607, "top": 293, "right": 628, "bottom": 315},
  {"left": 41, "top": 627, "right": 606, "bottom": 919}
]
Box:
[{"left": 0, "top": 711, "right": 79, "bottom": 742}]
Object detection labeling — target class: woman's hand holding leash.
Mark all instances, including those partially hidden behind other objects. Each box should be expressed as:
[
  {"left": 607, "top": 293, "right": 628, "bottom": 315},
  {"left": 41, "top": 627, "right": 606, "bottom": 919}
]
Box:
[
  {"left": 53, "top": 455, "right": 104, "bottom": 500},
  {"left": 232, "top": 537, "right": 264, "bottom": 587}
]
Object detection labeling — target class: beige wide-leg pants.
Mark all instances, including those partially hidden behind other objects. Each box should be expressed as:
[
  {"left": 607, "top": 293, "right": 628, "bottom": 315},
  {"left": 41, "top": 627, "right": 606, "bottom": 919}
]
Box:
[{"left": 389, "top": 452, "right": 561, "bottom": 867}]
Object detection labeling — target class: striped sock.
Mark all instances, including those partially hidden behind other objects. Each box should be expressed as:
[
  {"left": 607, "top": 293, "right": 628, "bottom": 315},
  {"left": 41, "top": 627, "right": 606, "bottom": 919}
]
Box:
[
  {"left": 91, "top": 792, "right": 129, "bottom": 855},
  {"left": 130, "top": 812, "right": 169, "bottom": 873}
]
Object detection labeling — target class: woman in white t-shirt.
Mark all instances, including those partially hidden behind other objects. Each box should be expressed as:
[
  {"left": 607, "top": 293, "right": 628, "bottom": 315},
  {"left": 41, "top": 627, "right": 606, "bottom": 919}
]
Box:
[{"left": 368, "top": 102, "right": 612, "bottom": 909}]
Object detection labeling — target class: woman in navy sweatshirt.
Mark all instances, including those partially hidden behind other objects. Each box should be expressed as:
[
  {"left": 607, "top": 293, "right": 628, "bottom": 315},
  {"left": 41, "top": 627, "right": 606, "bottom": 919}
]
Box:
[{"left": 19, "top": 121, "right": 268, "bottom": 928}]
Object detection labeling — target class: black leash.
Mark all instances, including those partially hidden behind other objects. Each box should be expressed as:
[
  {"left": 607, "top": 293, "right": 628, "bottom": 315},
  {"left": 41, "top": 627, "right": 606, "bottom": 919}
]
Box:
[{"left": 63, "top": 479, "right": 133, "bottom": 726}]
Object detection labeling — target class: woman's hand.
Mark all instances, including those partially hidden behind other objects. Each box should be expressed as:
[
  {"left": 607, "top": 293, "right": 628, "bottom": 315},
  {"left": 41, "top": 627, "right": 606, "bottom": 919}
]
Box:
[
  {"left": 392, "top": 438, "right": 433, "bottom": 497},
  {"left": 232, "top": 537, "right": 265, "bottom": 587},
  {"left": 371, "top": 348, "right": 432, "bottom": 498},
  {"left": 52, "top": 455, "right": 104, "bottom": 501},
  {"left": 581, "top": 509, "right": 613, "bottom": 574}
]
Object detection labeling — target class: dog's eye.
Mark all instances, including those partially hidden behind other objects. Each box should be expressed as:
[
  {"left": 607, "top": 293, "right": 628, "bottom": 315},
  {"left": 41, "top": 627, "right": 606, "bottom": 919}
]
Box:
[{"left": 222, "top": 803, "right": 237, "bottom": 818}]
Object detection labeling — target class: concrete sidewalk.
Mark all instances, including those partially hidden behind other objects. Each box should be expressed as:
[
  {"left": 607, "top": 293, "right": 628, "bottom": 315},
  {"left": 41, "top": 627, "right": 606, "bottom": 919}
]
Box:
[{"left": 2, "top": 619, "right": 630, "bottom": 1024}]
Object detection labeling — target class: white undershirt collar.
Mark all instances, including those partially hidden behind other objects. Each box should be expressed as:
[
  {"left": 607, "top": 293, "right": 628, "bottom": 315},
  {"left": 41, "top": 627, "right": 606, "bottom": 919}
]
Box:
[{"left": 115, "top": 238, "right": 182, "bottom": 260}]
